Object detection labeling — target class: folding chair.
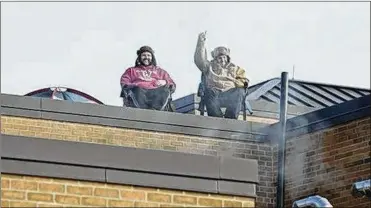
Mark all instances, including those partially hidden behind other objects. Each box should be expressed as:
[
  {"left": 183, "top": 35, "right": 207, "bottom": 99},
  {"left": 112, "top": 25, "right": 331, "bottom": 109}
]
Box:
[
  {"left": 120, "top": 86, "right": 175, "bottom": 112},
  {"left": 197, "top": 73, "right": 253, "bottom": 120}
]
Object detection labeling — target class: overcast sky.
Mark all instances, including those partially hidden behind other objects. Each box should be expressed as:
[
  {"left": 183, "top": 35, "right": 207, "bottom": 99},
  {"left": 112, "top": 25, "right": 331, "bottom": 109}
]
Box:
[{"left": 1, "top": 2, "right": 370, "bottom": 106}]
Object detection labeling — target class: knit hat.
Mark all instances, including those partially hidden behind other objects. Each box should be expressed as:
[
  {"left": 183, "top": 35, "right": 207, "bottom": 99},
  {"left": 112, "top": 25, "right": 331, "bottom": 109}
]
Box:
[
  {"left": 137, "top": 46, "right": 155, "bottom": 56},
  {"left": 211, "top": 46, "right": 230, "bottom": 59},
  {"left": 135, "top": 46, "right": 157, "bottom": 66}
]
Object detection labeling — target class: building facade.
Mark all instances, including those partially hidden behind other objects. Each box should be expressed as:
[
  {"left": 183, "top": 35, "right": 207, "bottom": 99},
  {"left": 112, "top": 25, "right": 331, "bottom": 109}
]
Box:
[{"left": 1, "top": 92, "right": 370, "bottom": 207}]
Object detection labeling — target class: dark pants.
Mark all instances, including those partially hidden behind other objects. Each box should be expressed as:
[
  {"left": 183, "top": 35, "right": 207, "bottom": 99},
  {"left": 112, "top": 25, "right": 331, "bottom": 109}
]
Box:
[
  {"left": 130, "top": 86, "right": 170, "bottom": 110},
  {"left": 204, "top": 87, "right": 245, "bottom": 119}
]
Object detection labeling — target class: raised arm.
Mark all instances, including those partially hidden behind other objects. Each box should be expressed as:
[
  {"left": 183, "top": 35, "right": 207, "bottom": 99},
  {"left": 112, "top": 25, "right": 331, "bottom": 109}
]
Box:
[{"left": 194, "top": 32, "right": 210, "bottom": 73}]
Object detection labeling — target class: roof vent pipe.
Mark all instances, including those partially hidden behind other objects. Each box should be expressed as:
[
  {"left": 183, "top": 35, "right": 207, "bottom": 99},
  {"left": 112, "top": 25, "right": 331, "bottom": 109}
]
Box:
[
  {"left": 292, "top": 195, "right": 333, "bottom": 208},
  {"left": 351, "top": 179, "right": 371, "bottom": 199}
]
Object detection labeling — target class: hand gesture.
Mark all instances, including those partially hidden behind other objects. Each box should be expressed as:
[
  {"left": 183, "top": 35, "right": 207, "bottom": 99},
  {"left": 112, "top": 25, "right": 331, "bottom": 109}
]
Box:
[
  {"left": 155, "top": 80, "right": 167, "bottom": 87},
  {"left": 198, "top": 31, "right": 207, "bottom": 41}
]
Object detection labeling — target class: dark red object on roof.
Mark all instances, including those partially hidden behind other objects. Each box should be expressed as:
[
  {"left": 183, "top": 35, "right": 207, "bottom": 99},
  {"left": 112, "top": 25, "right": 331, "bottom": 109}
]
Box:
[{"left": 25, "top": 87, "right": 104, "bottom": 104}]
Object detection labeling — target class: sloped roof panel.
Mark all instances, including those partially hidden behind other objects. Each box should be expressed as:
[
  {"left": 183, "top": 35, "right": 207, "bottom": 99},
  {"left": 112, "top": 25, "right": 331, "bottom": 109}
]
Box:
[{"left": 247, "top": 78, "right": 370, "bottom": 109}]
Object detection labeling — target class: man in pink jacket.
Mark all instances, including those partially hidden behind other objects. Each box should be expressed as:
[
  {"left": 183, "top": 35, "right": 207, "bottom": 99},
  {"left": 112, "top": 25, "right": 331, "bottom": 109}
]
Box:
[{"left": 120, "top": 46, "right": 176, "bottom": 110}]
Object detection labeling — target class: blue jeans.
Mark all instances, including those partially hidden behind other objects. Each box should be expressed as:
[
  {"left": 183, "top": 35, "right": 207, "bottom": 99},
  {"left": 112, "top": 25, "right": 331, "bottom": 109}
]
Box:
[{"left": 204, "top": 87, "right": 245, "bottom": 119}]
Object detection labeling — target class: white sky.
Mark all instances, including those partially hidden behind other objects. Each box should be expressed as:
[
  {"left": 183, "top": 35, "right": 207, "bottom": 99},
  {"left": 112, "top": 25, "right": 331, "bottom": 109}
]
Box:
[{"left": 1, "top": 2, "right": 370, "bottom": 106}]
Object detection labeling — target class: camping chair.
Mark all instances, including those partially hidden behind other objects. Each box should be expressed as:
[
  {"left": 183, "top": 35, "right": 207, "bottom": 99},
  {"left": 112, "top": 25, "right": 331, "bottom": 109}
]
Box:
[
  {"left": 120, "top": 86, "right": 175, "bottom": 112},
  {"left": 197, "top": 73, "right": 253, "bottom": 120}
]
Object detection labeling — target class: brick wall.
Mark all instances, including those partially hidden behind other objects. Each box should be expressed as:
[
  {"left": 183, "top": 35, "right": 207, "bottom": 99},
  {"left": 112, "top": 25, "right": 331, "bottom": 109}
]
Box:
[
  {"left": 2, "top": 114, "right": 369, "bottom": 208},
  {"left": 281, "top": 117, "right": 371, "bottom": 207},
  {"left": 1, "top": 174, "right": 255, "bottom": 207},
  {"left": 1, "top": 116, "right": 275, "bottom": 207}
]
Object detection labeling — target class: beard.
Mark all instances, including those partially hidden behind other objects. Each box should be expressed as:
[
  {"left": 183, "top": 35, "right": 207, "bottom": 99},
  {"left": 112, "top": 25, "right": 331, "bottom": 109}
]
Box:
[
  {"left": 216, "top": 61, "right": 227, "bottom": 68},
  {"left": 140, "top": 59, "right": 152, "bottom": 66}
]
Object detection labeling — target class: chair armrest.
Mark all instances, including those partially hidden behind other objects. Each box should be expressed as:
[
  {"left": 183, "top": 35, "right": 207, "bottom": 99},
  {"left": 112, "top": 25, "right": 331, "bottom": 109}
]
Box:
[
  {"left": 120, "top": 85, "right": 134, "bottom": 98},
  {"left": 169, "top": 85, "right": 176, "bottom": 94}
]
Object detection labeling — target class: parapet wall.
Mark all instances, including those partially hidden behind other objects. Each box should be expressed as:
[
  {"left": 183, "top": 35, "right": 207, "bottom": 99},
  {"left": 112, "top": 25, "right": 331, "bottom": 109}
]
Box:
[{"left": 1, "top": 94, "right": 270, "bottom": 207}]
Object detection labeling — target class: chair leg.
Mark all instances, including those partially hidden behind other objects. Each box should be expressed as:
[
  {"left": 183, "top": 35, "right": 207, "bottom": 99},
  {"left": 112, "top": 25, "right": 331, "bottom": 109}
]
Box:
[
  {"left": 243, "top": 104, "right": 247, "bottom": 121},
  {"left": 245, "top": 100, "right": 253, "bottom": 115},
  {"left": 199, "top": 101, "right": 205, "bottom": 116},
  {"left": 160, "top": 92, "right": 173, "bottom": 111},
  {"left": 166, "top": 100, "right": 176, "bottom": 112}
]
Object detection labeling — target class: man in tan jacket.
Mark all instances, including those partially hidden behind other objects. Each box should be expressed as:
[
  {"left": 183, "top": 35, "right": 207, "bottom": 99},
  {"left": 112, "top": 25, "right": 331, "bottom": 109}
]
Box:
[{"left": 194, "top": 31, "right": 249, "bottom": 119}]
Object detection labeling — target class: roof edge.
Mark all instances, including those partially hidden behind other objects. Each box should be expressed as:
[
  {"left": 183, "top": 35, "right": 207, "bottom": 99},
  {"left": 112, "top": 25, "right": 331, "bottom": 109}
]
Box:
[
  {"left": 247, "top": 77, "right": 278, "bottom": 89},
  {"left": 1, "top": 93, "right": 269, "bottom": 142}
]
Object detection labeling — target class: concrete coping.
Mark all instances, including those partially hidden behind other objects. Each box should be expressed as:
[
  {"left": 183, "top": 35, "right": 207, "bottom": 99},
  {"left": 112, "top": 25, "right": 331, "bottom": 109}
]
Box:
[
  {"left": 0, "top": 93, "right": 269, "bottom": 142},
  {"left": 1, "top": 93, "right": 370, "bottom": 143},
  {"left": 1, "top": 134, "right": 259, "bottom": 197}
]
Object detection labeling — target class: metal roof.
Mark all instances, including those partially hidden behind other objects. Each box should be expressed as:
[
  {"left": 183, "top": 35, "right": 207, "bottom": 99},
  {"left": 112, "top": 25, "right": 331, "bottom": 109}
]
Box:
[{"left": 246, "top": 78, "right": 370, "bottom": 109}]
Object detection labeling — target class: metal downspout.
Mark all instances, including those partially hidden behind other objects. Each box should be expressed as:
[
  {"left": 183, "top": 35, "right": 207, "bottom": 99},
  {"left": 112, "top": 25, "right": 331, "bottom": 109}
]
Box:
[{"left": 276, "top": 72, "right": 289, "bottom": 208}]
